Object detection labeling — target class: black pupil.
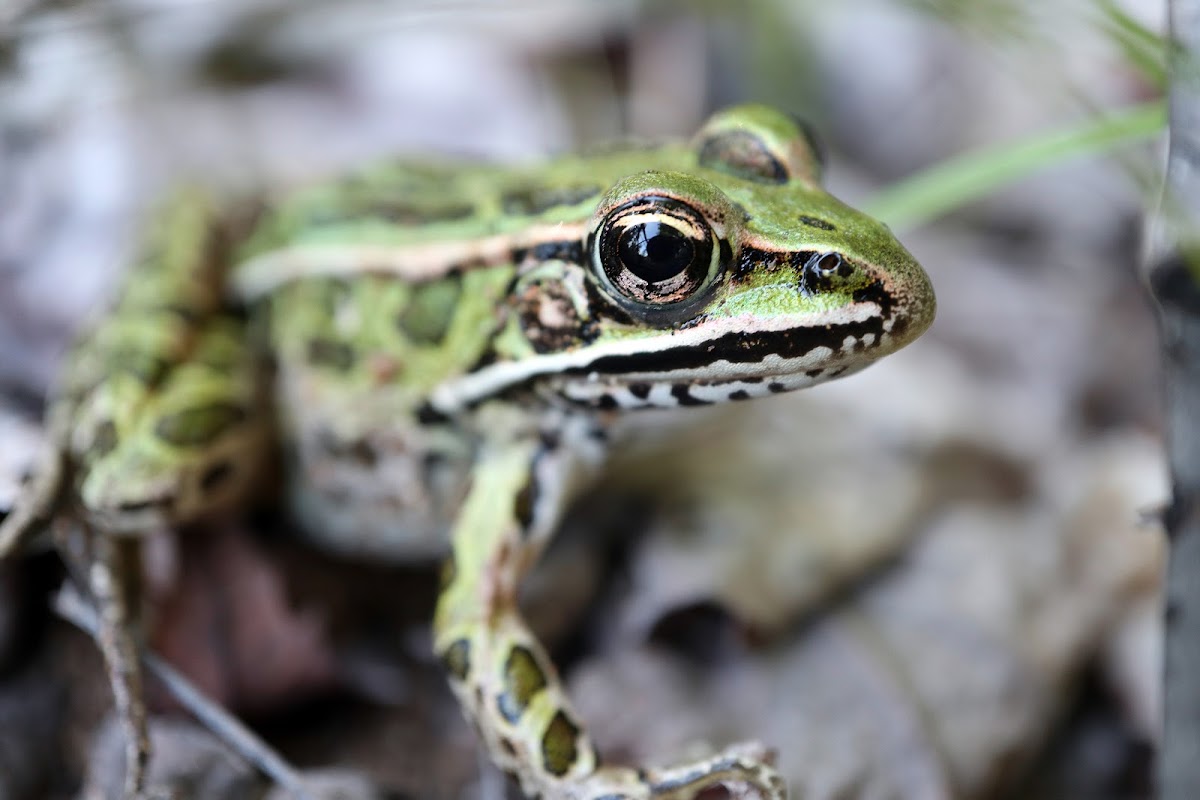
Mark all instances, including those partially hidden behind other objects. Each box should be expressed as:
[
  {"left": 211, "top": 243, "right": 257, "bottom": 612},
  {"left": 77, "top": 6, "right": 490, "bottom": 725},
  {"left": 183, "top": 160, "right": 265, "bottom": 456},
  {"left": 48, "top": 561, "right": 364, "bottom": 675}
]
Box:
[{"left": 617, "top": 222, "right": 695, "bottom": 283}]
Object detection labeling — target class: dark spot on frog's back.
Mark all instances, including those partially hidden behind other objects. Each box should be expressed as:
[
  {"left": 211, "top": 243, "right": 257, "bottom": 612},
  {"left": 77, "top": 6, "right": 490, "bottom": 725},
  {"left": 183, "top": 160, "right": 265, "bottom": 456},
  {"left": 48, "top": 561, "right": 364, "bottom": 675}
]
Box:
[
  {"left": 92, "top": 419, "right": 118, "bottom": 459},
  {"left": 154, "top": 403, "right": 247, "bottom": 448},
  {"left": 308, "top": 199, "right": 475, "bottom": 228},
  {"left": 500, "top": 184, "right": 601, "bottom": 217},
  {"left": 697, "top": 130, "right": 788, "bottom": 184},
  {"left": 118, "top": 352, "right": 171, "bottom": 387},
  {"left": 398, "top": 274, "right": 462, "bottom": 345},
  {"left": 306, "top": 338, "right": 356, "bottom": 372},
  {"left": 798, "top": 215, "right": 836, "bottom": 232}
]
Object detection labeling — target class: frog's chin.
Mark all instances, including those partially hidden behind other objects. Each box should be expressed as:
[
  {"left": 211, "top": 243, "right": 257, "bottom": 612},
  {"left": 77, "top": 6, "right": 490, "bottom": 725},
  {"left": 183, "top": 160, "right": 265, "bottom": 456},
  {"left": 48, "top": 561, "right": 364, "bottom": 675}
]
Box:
[{"left": 555, "top": 361, "right": 869, "bottom": 411}]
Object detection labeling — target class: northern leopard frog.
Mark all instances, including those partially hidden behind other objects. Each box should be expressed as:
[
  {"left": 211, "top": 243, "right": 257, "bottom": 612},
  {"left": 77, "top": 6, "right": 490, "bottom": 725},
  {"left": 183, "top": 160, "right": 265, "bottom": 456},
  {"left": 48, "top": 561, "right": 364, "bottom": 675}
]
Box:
[{"left": 0, "top": 105, "right": 935, "bottom": 799}]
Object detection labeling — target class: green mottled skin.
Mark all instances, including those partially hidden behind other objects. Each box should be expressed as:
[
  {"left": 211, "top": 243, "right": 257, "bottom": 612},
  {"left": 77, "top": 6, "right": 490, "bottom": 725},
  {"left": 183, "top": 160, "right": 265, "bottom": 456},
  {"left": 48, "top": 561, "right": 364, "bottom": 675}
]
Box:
[{"left": 0, "top": 105, "right": 934, "bottom": 800}]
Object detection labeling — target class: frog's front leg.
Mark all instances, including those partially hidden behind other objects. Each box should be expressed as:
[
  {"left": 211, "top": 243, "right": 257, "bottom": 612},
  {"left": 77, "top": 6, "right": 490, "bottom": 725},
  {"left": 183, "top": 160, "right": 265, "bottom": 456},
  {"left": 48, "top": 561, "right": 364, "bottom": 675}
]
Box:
[{"left": 433, "top": 427, "right": 786, "bottom": 800}]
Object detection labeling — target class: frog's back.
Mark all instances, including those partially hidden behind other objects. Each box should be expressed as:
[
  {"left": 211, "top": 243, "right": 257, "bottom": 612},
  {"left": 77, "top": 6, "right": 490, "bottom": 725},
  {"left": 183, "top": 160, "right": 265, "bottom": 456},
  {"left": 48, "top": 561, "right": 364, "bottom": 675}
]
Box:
[{"left": 234, "top": 145, "right": 699, "bottom": 269}]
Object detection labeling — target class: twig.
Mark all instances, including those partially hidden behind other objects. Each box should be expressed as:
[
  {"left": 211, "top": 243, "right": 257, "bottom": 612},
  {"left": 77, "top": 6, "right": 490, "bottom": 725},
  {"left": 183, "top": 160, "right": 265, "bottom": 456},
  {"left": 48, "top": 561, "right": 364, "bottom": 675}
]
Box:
[
  {"left": 1146, "top": 2, "right": 1200, "bottom": 798},
  {"left": 53, "top": 584, "right": 318, "bottom": 800}
]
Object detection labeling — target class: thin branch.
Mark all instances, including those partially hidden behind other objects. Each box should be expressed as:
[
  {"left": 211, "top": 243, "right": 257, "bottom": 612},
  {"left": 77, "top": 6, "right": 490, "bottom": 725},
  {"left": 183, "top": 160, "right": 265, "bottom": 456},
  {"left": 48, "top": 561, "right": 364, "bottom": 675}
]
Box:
[{"left": 53, "top": 585, "right": 317, "bottom": 800}]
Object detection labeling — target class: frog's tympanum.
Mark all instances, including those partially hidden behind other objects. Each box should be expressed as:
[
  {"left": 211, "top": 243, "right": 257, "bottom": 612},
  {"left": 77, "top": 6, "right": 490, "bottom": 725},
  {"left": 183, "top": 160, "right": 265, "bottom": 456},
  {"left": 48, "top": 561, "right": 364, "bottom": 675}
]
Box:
[{"left": 0, "top": 105, "right": 935, "bottom": 799}]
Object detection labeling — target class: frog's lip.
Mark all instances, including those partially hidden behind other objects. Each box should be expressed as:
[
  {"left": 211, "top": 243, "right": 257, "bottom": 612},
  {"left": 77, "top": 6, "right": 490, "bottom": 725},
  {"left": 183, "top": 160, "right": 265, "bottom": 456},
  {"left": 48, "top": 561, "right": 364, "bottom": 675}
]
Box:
[{"left": 432, "top": 295, "right": 926, "bottom": 414}]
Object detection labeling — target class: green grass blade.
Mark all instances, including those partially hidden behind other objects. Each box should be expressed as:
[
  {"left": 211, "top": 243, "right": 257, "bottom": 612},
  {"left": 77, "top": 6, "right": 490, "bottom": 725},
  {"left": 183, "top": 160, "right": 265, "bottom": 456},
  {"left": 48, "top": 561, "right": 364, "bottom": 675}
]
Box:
[
  {"left": 1094, "top": 0, "right": 1167, "bottom": 88},
  {"left": 865, "top": 100, "right": 1165, "bottom": 231}
]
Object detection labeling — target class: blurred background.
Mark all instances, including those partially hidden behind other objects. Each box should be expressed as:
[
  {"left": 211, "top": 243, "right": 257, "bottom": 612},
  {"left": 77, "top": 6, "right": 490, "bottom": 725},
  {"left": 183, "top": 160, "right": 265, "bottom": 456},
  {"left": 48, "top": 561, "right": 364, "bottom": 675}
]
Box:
[{"left": 0, "top": 1, "right": 1169, "bottom": 798}]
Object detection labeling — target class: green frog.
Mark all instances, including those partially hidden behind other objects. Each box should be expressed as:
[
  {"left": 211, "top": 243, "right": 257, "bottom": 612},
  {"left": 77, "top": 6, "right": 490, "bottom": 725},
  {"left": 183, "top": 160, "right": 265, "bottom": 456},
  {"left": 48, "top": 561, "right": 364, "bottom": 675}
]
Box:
[{"left": 0, "top": 105, "right": 935, "bottom": 799}]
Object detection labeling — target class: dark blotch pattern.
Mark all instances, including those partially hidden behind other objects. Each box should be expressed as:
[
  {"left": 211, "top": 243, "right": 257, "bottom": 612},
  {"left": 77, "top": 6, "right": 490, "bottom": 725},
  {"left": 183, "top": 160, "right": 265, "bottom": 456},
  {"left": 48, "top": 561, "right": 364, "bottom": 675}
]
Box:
[
  {"left": 852, "top": 280, "right": 895, "bottom": 319},
  {"left": 199, "top": 460, "right": 234, "bottom": 493},
  {"left": 441, "top": 638, "right": 471, "bottom": 682},
  {"left": 670, "top": 383, "right": 712, "bottom": 407},
  {"left": 514, "top": 473, "right": 538, "bottom": 533},
  {"left": 308, "top": 199, "right": 474, "bottom": 228},
  {"left": 416, "top": 402, "right": 451, "bottom": 426},
  {"left": 798, "top": 215, "right": 836, "bottom": 231},
  {"left": 732, "top": 246, "right": 819, "bottom": 284},
  {"left": 497, "top": 646, "right": 548, "bottom": 724},
  {"left": 729, "top": 389, "right": 751, "bottom": 401},
  {"left": 501, "top": 185, "right": 601, "bottom": 217},
  {"left": 154, "top": 403, "right": 247, "bottom": 448},
  {"left": 92, "top": 419, "right": 118, "bottom": 459},
  {"left": 398, "top": 275, "right": 463, "bottom": 345},
  {"left": 306, "top": 338, "right": 356, "bottom": 372},
  {"left": 718, "top": 238, "right": 734, "bottom": 271},
  {"left": 120, "top": 352, "right": 171, "bottom": 387},
  {"left": 628, "top": 382, "right": 651, "bottom": 400},
  {"left": 540, "top": 710, "right": 581, "bottom": 777}
]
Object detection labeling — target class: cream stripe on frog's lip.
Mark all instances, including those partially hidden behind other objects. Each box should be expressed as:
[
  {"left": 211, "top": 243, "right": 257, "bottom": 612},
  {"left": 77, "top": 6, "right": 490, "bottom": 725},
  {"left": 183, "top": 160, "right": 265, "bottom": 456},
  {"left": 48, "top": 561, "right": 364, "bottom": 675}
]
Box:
[
  {"left": 233, "top": 223, "right": 590, "bottom": 299},
  {"left": 430, "top": 302, "right": 891, "bottom": 414}
]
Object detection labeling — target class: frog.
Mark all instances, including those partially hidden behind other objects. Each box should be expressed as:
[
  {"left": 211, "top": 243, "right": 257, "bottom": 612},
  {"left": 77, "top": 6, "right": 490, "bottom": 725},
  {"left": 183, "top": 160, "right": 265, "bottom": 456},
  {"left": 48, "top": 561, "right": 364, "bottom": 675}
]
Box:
[{"left": 0, "top": 104, "right": 936, "bottom": 799}]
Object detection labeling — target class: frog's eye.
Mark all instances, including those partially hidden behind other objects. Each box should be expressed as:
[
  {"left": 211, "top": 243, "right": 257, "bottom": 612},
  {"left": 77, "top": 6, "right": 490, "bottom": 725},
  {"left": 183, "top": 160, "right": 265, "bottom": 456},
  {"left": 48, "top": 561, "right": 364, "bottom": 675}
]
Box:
[
  {"left": 693, "top": 104, "right": 823, "bottom": 186},
  {"left": 592, "top": 195, "right": 723, "bottom": 308}
]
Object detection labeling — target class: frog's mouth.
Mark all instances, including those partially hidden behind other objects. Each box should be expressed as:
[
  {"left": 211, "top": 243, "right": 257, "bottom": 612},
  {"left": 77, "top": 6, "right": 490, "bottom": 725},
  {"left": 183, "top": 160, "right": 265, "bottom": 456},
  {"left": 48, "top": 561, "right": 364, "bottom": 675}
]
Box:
[
  {"left": 548, "top": 313, "right": 890, "bottom": 410},
  {"left": 432, "top": 297, "right": 919, "bottom": 414}
]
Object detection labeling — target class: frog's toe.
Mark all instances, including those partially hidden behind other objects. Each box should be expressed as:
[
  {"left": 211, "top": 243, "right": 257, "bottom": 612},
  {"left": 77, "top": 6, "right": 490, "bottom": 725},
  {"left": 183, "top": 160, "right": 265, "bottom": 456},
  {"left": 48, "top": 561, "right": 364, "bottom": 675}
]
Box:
[{"left": 568, "top": 742, "right": 784, "bottom": 800}]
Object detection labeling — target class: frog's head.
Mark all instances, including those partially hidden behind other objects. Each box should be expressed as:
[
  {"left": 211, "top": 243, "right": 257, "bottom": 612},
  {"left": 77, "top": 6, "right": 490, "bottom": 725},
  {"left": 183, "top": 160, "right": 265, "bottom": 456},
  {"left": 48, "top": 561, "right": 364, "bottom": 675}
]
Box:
[{"left": 437, "top": 104, "right": 935, "bottom": 413}]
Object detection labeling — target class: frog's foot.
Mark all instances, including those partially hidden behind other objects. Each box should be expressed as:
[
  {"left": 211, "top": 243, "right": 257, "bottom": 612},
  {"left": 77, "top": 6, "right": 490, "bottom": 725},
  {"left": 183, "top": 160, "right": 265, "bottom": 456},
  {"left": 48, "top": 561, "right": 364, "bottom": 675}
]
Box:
[{"left": 573, "top": 741, "right": 786, "bottom": 800}]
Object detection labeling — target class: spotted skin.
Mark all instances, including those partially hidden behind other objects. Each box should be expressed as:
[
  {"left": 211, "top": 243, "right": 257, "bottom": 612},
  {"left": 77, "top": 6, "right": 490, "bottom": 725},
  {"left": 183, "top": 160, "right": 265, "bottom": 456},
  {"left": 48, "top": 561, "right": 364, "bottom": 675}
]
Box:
[
  {"left": 432, "top": 428, "right": 788, "bottom": 798},
  {"left": 0, "top": 192, "right": 268, "bottom": 799},
  {"left": 1, "top": 105, "right": 935, "bottom": 799}
]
